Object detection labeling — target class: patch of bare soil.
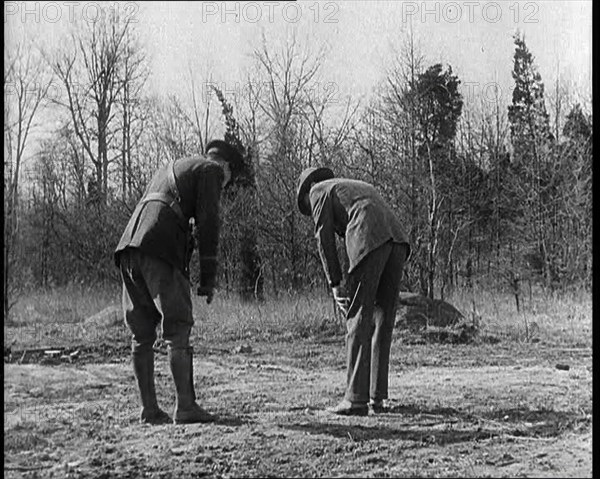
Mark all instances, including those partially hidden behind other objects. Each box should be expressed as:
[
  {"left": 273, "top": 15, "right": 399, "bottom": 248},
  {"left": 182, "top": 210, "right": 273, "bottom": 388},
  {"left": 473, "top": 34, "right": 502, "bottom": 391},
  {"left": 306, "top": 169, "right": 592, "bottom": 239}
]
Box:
[{"left": 4, "top": 338, "right": 592, "bottom": 478}]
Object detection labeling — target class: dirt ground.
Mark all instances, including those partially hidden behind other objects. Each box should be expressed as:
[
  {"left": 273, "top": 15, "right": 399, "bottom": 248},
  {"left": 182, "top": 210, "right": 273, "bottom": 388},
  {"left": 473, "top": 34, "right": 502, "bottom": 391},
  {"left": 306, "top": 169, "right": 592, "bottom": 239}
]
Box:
[{"left": 4, "top": 335, "right": 592, "bottom": 478}]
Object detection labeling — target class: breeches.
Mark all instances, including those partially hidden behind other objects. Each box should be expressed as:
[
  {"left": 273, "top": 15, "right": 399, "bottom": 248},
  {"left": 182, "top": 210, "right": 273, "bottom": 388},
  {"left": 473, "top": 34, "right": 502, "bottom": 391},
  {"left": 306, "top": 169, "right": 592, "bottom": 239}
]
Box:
[
  {"left": 344, "top": 241, "right": 408, "bottom": 403},
  {"left": 119, "top": 248, "right": 193, "bottom": 350}
]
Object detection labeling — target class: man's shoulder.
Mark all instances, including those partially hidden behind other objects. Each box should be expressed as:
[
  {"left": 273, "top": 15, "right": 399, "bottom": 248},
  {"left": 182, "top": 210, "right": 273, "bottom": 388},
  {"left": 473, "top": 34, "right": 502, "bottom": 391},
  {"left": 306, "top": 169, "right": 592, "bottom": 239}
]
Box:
[
  {"left": 177, "top": 155, "right": 220, "bottom": 168},
  {"left": 310, "top": 177, "right": 377, "bottom": 199},
  {"left": 343, "top": 178, "right": 374, "bottom": 188},
  {"left": 325, "top": 178, "right": 376, "bottom": 194},
  {"left": 176, "top": 156, "right": 224, "bottom": 176},
  {"left": 309, "top": 178, "right": 338, "bottom": 200}
]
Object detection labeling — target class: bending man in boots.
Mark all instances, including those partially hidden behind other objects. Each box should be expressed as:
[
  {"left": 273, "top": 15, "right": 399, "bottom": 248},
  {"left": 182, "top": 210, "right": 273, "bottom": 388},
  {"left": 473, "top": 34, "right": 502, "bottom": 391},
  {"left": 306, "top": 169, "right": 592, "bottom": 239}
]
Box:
[
  {"left": 114, "top": 140, "right": 243, "bottom": 424},
  {"left": 296, "top": 167, "right": 411, "bottom": 416}
]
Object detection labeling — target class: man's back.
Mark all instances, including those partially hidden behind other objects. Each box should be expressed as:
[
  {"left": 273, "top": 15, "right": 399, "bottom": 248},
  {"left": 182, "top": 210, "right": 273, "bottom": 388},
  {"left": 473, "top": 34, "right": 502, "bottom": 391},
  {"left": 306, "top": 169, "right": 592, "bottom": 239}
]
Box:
[
  {"left": 115, "top": 156, "right": 224, "bottom": 275},
  {"left": 309, "top": 178, "right": 410, "bottom": 274}
]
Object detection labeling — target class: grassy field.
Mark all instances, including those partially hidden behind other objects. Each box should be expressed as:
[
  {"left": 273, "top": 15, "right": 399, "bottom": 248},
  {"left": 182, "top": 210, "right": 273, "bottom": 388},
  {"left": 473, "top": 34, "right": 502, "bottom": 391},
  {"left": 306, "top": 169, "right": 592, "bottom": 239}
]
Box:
[
  {"left": 4, "top": 282, "right": 592, "bottom": 350},
  {"left": 4, "top": 284, "right": 593, "bottom": 478}
]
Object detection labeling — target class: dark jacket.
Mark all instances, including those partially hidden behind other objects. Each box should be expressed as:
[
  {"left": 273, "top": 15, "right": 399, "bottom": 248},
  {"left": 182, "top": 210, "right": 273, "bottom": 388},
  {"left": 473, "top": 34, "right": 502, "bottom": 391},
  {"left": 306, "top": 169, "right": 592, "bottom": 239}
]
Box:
[
  {"left": 309, "top": 178, "right": 411, "bottom": 287},
  {"left": 115, "top": 154, "right": 224, "bottom": 289}
]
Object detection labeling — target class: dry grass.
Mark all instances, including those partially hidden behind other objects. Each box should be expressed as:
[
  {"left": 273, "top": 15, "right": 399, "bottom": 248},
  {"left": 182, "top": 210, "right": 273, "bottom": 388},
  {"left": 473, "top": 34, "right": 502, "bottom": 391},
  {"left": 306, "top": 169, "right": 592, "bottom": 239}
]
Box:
[
  {"left": 4, "top": 283, "right": 592, "bottom": 351},
  {"left": 448, "top": 286, "right": 592, "bottom": 347},
  {"left": 4, "top": 285, "right": 344, "bottom": 351},
  {"left": 7, "top": 283, "right": 119, "bottom": 326},
  {"left": 5, "top": 284, "right": 124, "bottom": 351},
  {"left": 193, "top": 291, "right": 343, "bottom": 344}
]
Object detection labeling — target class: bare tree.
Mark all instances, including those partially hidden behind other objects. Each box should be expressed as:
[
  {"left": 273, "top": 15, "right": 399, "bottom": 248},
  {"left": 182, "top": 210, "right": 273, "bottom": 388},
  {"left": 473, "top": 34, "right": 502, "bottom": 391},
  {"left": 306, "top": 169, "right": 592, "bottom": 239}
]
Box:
[
  {"left": 248, "top": 30, "right": 358, "bottom": 292},
  {"left": 50, "top": 13, "right": 136, "bottom": 207},
  {"left": 4, "top": 38, "right": 51, "bottom": 320},
  {"left": 117, "top": 27, "right": 149, "bottom": 203},
  {"left": 251, "top": 31, "right": 326, "bottom": 291},
  {"left": 185, "top": 62, "right": 217, "bottom": 152}
]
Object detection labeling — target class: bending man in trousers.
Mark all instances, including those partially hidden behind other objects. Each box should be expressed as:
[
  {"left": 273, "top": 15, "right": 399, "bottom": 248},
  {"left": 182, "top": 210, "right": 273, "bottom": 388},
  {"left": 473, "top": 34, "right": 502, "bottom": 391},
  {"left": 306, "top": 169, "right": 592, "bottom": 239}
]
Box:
[
  {"left": 297, "top": 167, "right": 411, "bottom": 416},
  {"left": 114, "top": 140, "right": 243, "bottom": 424}
]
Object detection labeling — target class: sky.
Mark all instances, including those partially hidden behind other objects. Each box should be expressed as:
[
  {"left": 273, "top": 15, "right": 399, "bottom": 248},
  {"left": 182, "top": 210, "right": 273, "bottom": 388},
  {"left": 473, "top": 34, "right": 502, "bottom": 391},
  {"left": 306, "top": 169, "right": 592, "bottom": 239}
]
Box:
[
  {"left": 5, "top": 1, "right": 593, "bottom": 120},
  {"left": 133, "top": 0, "right": 593, "bottom": 109}
]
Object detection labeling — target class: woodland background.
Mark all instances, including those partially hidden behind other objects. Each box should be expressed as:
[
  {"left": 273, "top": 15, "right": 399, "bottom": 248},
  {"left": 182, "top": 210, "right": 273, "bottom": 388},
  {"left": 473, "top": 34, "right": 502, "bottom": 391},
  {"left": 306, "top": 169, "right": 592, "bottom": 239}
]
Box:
[{"left": 4, "top": 12, "right": 592, "bottom": 321}]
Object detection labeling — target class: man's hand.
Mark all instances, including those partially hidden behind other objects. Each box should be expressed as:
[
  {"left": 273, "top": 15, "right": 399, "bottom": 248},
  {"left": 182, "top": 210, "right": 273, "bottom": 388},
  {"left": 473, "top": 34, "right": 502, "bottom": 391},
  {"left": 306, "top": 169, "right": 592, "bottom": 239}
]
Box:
[
  {"left": 332, "top": 285, "right": 350, "bottom": 316},
  {"left": 196, "top": 286, "right": 214, "bottom": 304}
]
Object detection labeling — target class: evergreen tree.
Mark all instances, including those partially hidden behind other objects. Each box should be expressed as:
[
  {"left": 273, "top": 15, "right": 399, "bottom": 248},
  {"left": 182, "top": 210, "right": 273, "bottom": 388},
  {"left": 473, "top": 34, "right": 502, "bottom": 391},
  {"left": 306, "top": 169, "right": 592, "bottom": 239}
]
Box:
[
  {"left": 563, "top": 103, "right": 592, "bottom": 145},
  {"left": 414, "top": 64, "right": 463, "bottom": 151},
  {"left": 557, "top": 103, "right": 592, "bottom": 286},
  {"left": 507, "top": 32, "right": 558, "bottom": 290},
  {"left": 508, "top": 32, "right": 554, "bottom": 167},
  {"left": 403, "top": 63, "right": 464, "bottom": 297}
]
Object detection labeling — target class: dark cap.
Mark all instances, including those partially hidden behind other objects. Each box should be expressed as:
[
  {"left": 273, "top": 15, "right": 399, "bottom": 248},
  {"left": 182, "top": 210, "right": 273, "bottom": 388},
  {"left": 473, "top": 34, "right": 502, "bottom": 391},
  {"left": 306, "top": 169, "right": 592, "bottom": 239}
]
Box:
[
  {"left": 205, "top": 139, "right": 244, "bottom": 178},
  {"left": 296, "top": 167, "right": 335, "bottom": 216}
]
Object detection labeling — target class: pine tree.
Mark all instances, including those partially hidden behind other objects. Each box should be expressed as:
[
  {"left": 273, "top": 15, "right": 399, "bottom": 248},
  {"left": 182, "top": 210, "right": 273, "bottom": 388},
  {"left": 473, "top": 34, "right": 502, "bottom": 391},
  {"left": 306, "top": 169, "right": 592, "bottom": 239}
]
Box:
[
  {"left": 403, "top": 63, "right": 464, "bottom": 298},
  {"left": 558, "top": 104, "right": 592, "bottom": 286},
  {"left": 508, "top": 32, "right": 558, "bottom": 290},
  {"left": 508, "top": 32, "right": 554, "bottom": 167},
  {"left": 563, "top": 103, "right": 592, "bottom": 144}
]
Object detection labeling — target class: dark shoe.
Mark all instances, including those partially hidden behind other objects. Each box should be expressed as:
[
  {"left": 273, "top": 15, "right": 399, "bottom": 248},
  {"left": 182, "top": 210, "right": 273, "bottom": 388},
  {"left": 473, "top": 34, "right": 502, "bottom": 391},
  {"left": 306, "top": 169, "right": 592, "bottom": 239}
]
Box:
[
  {"left": 174, "top": 403, "right": 215, "bottom": 424},
  {"left": 141, "top": 408, "right": 172, "bottom": 425},
  {"left": 168, "top": 346, "right": 215, "bottom": 424},
  {"left": 326, "top": 400, "right": 368, "bottom": 416},
  {"left": 369, "top": 400, "right": 386, "bottom": 414}
]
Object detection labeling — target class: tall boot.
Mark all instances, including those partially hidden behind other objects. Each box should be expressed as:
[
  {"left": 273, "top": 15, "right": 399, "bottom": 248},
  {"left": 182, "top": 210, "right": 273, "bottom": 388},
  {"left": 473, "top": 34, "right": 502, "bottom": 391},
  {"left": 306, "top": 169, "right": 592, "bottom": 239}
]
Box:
[
  {"left": 132, "top": 345, "right": 171, "bottom": 424},
  {"left": 168, "top": 346, "right": 215, "bottom": 424},
  {"left": 189, "top": 346, "right": 196, "bottom": 402}
]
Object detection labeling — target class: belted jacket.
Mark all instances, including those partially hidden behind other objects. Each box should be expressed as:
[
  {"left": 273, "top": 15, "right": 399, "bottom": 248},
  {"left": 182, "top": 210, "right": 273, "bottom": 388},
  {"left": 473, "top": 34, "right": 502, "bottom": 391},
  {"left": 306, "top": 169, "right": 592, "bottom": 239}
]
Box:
[
  {"left": 114, "top": 154, "right": 224, "bottom": 289},
  {"left": 308, "top": 178, "right": 411, "bottom": 287}
]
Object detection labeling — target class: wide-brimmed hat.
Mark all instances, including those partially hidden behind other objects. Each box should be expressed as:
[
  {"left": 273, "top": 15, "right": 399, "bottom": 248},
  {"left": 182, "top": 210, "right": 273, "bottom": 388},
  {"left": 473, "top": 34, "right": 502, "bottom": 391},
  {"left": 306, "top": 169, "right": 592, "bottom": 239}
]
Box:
[{"left": 296, "top": 167, "right": 334, "bottom": 216}]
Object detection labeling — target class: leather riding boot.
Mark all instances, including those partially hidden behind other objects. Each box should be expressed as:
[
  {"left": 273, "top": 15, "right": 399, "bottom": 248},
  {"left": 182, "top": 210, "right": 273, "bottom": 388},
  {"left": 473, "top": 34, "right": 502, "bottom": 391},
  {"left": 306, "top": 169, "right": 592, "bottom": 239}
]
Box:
[
  {"left": 189, "top": 346, "right": 196, "bottom": 402},
  {"left": 132, "top": 346, "right": 171, "bottom": 424},
  {"left": 168, "top": 346, "right": 215, "bottom": 424}
]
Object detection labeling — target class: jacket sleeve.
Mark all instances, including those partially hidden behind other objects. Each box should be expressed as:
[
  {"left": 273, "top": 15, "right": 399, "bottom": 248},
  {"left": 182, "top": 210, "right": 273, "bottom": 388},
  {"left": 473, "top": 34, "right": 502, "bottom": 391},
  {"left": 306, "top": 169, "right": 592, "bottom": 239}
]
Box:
[
  {"left": 310, "top": 187, "right": 342, "bottom": 288},
  {"left": 195, "top": 164, "right": 224, "bottom": 289}
]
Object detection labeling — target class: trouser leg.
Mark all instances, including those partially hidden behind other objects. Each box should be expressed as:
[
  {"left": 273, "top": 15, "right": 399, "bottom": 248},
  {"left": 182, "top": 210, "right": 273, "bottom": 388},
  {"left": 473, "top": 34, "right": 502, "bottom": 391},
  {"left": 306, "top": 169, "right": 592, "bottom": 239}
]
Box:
[
  {"left": 371, "top": 243, "right": 408, "bottom": 402},
  {"left": 122, "top": 248, "right": 215, "bottom": 424},
  {"left": 344, "top": 296, "right": 375, "bottom": 404},
  {"left": 120, "top": 249, "right": 170, "bottom": 424},
  {"left": 344, "top": 243, "right": 392, "bottom": 404}
]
